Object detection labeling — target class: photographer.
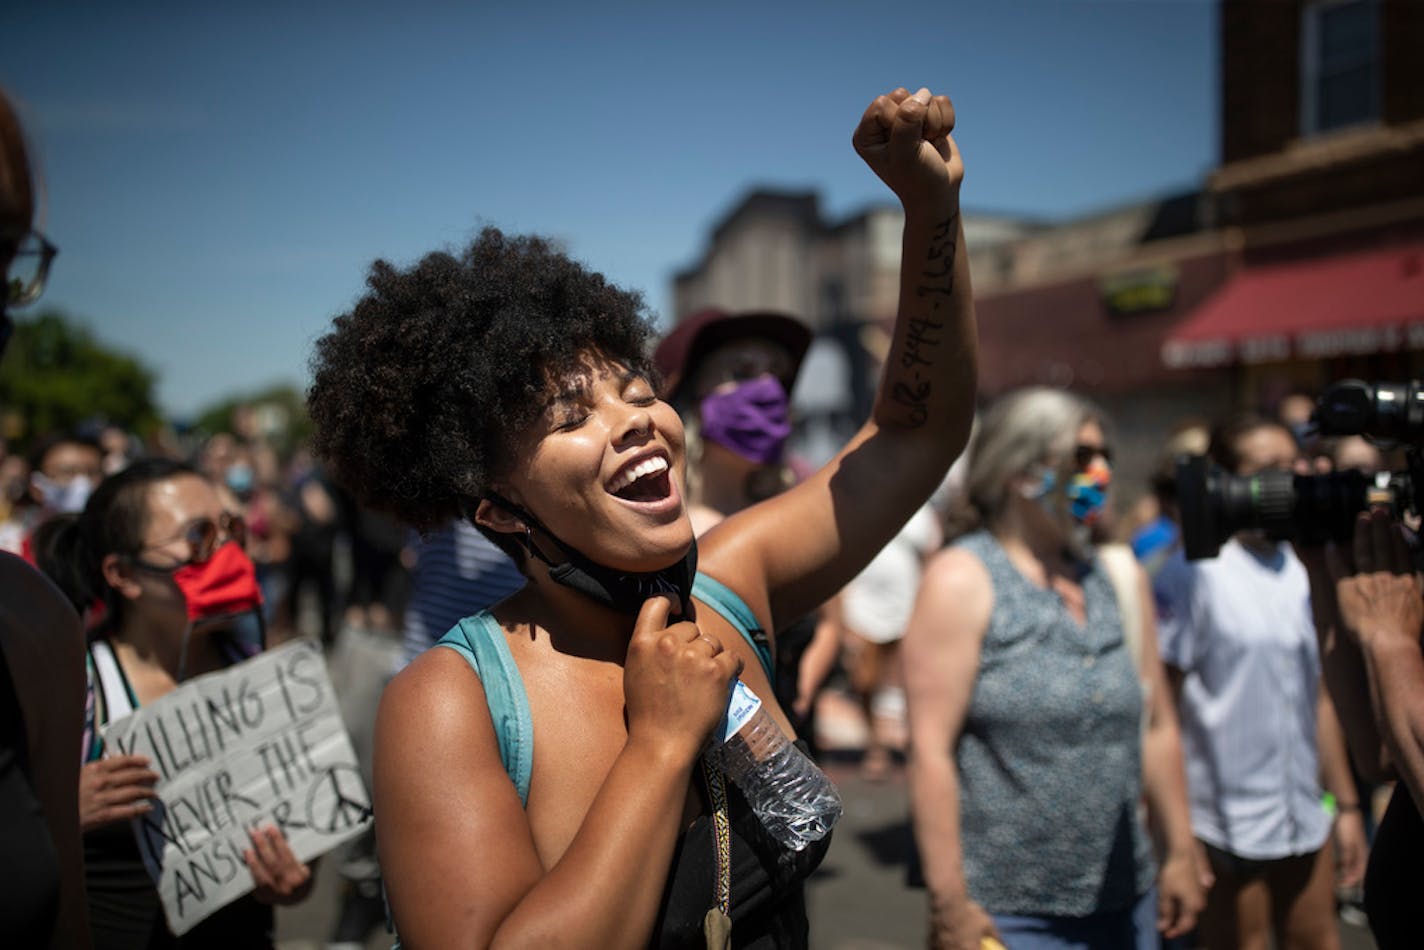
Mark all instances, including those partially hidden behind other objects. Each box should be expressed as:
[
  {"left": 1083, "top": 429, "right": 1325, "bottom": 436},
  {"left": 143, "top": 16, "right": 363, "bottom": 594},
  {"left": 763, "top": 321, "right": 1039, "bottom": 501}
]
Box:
[{"left": 1308, "top": 509, "right": 1424, "bottom": 948}]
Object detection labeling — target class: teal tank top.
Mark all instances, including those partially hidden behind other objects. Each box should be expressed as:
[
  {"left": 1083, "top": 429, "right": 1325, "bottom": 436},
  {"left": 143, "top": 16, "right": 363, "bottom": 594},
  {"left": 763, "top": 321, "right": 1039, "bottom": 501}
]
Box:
[{"left": 434, "top": 573, "right": 774, "bottom": 805}]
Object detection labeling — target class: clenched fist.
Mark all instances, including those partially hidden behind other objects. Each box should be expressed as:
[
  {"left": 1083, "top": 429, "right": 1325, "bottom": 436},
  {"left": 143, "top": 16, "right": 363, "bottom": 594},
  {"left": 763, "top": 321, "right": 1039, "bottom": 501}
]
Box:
[
  {"left": 623, "top": 594, "right": 743, "bottom": 767},
  {"left": 853, "top": 87, "right": 962, "bottom": 207}
]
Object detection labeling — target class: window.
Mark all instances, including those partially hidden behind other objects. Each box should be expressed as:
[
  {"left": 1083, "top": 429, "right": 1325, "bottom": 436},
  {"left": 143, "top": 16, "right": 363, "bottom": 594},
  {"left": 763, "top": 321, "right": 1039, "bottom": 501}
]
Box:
[{"left": 1301, "top": 0, "right": 1381, "bottom": 135}]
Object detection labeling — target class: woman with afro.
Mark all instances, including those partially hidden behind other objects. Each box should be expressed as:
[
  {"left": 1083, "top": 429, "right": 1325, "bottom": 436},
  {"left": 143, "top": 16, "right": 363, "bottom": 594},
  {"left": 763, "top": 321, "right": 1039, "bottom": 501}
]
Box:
[{"left": 307, "top": 86, "right": 976, "bottom": 949}]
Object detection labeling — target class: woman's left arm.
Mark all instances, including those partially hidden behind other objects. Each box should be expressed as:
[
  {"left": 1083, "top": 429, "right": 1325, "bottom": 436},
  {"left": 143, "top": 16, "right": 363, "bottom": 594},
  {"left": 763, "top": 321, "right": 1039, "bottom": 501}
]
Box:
[
  {"left": 1134, "top": 566, "right": 1204, "bottom": 939},
  {"left": 702, "top": 87, "right": 976, "bottom": 624}
]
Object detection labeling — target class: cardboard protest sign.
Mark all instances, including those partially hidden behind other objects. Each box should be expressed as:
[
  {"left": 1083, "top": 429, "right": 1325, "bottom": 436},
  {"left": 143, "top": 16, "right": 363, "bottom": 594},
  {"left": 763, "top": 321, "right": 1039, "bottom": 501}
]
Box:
[{"left": 103, "top": 638, "right": 372, "bottom": 935}]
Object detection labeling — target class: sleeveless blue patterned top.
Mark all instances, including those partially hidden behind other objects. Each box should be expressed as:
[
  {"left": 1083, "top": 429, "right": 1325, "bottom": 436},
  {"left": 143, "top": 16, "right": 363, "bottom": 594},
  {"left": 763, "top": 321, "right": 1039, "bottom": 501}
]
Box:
[{"left": 954, "top": 531, "right": 1154, "bottom": 917}]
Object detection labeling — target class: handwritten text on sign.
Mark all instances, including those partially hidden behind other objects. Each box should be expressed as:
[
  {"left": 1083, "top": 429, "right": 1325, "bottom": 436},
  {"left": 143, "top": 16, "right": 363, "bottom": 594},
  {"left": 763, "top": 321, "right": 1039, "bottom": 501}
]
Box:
[{"left": 103, "top": 638, "right": 372, "bottom": 935}]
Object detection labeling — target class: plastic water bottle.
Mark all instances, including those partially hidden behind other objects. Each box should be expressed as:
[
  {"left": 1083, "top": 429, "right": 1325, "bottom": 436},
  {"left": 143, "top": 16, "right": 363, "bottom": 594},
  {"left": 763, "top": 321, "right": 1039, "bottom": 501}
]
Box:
[{"left": 712, "top": 680, "right": 842, "bottom": 851}]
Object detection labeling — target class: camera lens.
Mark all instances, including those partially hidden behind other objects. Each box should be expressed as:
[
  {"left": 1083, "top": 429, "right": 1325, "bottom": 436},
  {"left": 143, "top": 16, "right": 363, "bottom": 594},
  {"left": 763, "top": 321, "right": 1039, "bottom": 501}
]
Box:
[
  {"left": 1177, "top": 456, "right": 1372, "bottom": 559},
  {"left": 1316, "top": 380, "right": 1424, "bottom": 445}
]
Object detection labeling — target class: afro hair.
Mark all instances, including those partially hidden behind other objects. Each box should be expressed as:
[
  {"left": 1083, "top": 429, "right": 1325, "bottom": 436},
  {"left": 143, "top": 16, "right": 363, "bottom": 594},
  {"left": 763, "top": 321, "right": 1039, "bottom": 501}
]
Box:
[{"left": 307, "top": 227, "right": 659, "bottom": 532}]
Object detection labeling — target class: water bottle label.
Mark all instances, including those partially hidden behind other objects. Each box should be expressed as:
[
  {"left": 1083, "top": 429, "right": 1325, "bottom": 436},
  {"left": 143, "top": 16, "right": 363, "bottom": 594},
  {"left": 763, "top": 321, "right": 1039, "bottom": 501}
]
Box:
[{"left": 719, "top": 680, "right": 762, "bottom": 743}]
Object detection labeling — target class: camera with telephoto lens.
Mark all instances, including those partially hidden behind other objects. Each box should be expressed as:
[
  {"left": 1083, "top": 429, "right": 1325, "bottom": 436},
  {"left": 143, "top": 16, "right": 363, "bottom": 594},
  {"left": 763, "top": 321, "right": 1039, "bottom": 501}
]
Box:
[{"left": 1176, "top": 380, "right": 1424, "bottom": 560}]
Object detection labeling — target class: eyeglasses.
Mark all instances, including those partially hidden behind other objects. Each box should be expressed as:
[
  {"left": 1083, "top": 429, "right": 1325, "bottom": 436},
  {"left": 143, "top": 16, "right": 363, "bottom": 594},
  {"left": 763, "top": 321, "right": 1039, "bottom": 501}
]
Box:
[
  {"left": 1074, "top": 444, "right": 1113, "bottom": 468},
  {"left": 136, "top": 512, "right": 247, "bottom": 569},
  {"left": 6, "top": 230, "right": 59, "bottom": 308}
]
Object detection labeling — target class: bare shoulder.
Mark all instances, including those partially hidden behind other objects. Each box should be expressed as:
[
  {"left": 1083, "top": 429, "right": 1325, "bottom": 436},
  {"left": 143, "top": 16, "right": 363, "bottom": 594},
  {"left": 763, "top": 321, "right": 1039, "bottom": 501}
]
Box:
[
  {"left": 696, "top": 510, "right": 772, "bottom": 610},
  {"left": 375, "top": 633, "right": 543, "bottom": 944},
  {"left": 909, "top": 545, "right": 994, "bottom": 639},
  {"left": 921, "top": 545, "right": 992, "bottom": 602},
  {"left": 378, "top": 644, "right": 491, "bottom": 740}
]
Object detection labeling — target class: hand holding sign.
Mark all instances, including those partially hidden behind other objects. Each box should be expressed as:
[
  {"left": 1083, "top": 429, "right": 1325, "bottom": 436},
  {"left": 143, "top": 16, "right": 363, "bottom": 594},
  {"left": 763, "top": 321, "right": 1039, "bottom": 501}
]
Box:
[
  {"left": 80, "top": 754, "right": 160, "bottom": 832},
  {"left": 245, "top": 825, "right": 314, "bottom": 905},
  {"left": 101, "top": 639, "right": 370, "bottom": 934}
]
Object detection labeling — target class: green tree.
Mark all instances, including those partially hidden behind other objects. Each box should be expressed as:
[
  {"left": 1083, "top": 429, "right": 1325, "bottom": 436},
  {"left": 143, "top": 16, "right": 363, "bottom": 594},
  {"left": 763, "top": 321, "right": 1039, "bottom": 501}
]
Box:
[
  {"left": 193, "top": 383, "right": 313, "bottom": 457},
  {"left": 0, "top": 310, "right": 161, "bottom": 449}
]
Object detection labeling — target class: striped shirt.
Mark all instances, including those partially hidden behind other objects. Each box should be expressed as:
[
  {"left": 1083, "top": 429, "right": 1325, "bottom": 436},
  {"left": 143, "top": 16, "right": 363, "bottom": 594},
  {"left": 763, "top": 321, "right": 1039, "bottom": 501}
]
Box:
[{"left": 399, "top": 521, "right": 525, "bottom": 669}]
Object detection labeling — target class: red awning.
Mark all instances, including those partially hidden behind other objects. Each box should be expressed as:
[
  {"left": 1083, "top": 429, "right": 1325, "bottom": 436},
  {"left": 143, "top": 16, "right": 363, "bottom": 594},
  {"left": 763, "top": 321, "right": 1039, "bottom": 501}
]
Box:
[{"left": 1162, "top": 243, "right": 1424, "bottom": 368}]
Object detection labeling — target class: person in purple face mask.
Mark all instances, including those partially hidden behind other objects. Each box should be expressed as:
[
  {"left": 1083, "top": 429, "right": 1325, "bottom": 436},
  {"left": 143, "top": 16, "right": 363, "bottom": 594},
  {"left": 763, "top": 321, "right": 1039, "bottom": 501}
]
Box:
[
  {"left": 654, "top": 308, "right": 810, "bottom": 534},
  {"left": 655, "top": 309, "right": 842, "bottom": 748}
]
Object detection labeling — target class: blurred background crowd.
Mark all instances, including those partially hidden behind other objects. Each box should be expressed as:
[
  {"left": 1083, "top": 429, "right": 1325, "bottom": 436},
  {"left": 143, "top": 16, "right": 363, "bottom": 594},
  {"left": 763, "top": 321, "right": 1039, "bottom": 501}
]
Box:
[{"left": 5, "top": 1, "right": 1424, "bottom": 948}]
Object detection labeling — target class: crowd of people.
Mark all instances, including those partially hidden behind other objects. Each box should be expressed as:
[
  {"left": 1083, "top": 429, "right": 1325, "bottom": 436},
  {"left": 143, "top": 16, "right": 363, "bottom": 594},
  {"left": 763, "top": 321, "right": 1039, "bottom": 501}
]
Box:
[{"left": 4, "top": 76, "right": 1424, "bottom": 950}]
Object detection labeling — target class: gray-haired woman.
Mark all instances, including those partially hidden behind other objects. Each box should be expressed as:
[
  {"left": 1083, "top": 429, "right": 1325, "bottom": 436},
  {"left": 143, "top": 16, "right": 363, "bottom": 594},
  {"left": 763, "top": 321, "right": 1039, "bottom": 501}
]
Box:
[{"left": 903, "top": 386, "right": 1202, "bottom": 950}]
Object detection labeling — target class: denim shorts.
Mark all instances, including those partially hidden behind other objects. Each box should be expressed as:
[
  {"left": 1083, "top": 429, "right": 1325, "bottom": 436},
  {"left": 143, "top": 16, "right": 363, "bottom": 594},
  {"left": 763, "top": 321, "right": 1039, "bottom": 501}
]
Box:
[{"left": 990, "top": 888, "right": 1157, "bottom": 950}]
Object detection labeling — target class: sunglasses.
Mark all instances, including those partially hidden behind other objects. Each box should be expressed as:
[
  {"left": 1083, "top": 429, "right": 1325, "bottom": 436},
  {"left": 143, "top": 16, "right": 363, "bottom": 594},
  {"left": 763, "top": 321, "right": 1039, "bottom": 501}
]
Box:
[
  {"left": 6, "top": 230, "right": 59, "bottom": 308},
  {"left": 136, "top": 512, "right": 247, "bottom": 569},
  {"left": 1074, "top": 444, "right": 1113, "bottom": 468}
]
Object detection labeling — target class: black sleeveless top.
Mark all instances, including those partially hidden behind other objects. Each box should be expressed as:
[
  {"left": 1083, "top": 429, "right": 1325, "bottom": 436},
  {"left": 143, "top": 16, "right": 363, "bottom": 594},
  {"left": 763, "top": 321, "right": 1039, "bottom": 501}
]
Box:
[
  {"left": 0, "top": 647, "right": 62, "bottom": 948},
  {"left": 650, "top": 743, "right": 830, "bottom": 948}
]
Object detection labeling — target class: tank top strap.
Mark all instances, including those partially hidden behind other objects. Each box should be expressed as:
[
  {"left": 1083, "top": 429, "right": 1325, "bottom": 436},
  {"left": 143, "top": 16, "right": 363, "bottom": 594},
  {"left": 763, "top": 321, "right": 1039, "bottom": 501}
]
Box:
[
  {"left": 435, "top": 613, "right": 533, "bottom": 806},
  {"left": 692, "top": 573, "right": 774, "bottom": 682},
  {"left": 85, "top": 638, "right": 138, "bottom": 761},
  {"left": 431, "top": 577, "right": 773, "bottom": 808}
]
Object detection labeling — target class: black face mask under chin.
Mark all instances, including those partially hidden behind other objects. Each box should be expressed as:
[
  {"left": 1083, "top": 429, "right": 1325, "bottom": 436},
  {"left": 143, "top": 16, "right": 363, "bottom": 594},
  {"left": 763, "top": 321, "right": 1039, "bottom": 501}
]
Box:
[{"left": 481, "top": 494, "right": 698, "bottom": 616}]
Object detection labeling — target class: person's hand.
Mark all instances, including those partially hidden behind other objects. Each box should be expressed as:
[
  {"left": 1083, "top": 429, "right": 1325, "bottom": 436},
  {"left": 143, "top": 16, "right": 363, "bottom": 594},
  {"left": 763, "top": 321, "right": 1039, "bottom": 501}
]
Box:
[
  {"left": 1326, "top": 510, "right": 1424, "bottom": 650},
  {"left": 1192, "top": 838, "right": 1216, "bottom": 892},
  {"left": 1155, "top": 847, "right": 1205, "bottom": 939},
  {"left": 79, "top": 754, "right": 159, "bottom": 832},
  {"left": 1334, "top": 808, "right": 1368, "bottom": 889},
  {"left": 623, "top": 594, "right": 744, "bottom": 766},
  {"left": 928, "top": 897, "right": 1001, "bottom": 950},
  {"left": 853, "top": 87, "right": 962, "bottom": 209},
  {"left": 245, "top": 825, "right": 314, "bottom": 905}
]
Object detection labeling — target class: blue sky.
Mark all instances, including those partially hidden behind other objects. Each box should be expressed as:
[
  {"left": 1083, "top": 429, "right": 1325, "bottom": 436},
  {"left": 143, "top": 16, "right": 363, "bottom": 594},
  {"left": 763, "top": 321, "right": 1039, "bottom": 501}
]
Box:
[{"left": 3, "top": 1, "right": 1217, "bottom": 417}]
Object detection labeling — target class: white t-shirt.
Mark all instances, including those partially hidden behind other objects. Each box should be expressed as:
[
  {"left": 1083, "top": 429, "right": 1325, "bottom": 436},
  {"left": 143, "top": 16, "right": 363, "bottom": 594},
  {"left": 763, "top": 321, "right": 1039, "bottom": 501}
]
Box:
[{"left": 1153, "top": 538, "right": 1331, "bottom": 860}]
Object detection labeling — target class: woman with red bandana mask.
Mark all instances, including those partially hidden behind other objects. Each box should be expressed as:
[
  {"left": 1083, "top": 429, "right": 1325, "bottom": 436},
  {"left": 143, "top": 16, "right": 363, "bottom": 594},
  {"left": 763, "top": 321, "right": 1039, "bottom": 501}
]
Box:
[{"left": 41, "top": 458, "right": 315, "bottom": 948}]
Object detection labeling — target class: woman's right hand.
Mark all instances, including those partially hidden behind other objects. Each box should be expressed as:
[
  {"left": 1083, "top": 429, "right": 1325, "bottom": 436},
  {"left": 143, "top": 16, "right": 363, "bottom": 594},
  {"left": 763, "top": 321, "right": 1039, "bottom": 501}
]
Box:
[
  {"left": 624, "top": 594, "right": 743, "bottom": 765},
  {"left": 80, "top": 754, "right": 160, "bottom": 831},
  {"left": 929, "top": 897, "right": 1001, "bottom": 950}
]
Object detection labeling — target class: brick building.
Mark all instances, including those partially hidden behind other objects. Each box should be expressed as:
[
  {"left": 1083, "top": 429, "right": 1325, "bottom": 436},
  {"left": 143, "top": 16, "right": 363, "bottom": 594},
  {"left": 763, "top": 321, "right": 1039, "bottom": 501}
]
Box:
[{"left": 671, "top": 0, "right": 1424, "bottom": 501}]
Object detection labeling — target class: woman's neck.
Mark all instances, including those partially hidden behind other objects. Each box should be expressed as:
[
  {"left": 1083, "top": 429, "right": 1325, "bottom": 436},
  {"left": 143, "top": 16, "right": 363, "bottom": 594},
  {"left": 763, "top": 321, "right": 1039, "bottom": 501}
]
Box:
[
  {"left": 496, "top": 580, "right": 642, "bottom": 665},
  {"left": 111, "top": 610, "right": 191, "bottom": 681},
  {"left": 992, "top": 504, "right": 1074, "bottom": 587},
  {"left": 694, "top": 441, "right": 758, "bottom": 516}
]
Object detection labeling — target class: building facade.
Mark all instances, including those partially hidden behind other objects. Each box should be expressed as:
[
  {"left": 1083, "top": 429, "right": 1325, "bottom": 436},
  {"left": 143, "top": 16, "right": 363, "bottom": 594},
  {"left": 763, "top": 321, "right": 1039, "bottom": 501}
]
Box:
[{"left": 669, "top": 0, "right": 1424, "bottom": 507}]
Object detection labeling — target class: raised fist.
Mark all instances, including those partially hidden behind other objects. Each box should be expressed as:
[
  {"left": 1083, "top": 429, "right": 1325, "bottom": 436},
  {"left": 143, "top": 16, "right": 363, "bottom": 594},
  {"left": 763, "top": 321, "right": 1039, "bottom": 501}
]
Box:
[{"left": 853, "top": 87, "right": 962, "bottom": 207}]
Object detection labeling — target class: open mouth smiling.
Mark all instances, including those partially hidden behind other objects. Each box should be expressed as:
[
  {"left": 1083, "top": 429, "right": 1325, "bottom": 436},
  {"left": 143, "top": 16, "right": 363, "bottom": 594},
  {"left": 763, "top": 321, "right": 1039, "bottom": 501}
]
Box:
[{"left": 606, "top": 452, "right": 674, "bottom": 505}]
